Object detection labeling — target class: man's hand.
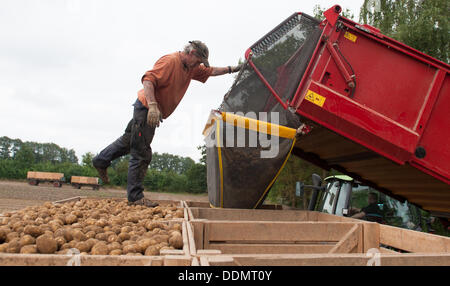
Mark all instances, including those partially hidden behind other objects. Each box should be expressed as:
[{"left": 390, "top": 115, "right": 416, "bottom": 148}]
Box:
[
  {"left": 147, "top": 102, "right": 162, "bottom": 128},
  {"left": 231, "top": 64, "right": 243, "bottom": 73}
]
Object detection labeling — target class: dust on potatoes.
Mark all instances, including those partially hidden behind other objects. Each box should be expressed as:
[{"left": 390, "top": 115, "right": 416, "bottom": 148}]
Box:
[{"left": 0, "top": 199, "right": 184, "bottom": 256}]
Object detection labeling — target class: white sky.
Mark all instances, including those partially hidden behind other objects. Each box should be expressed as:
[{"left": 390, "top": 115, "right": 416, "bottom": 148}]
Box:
[{"left": 0, "top": 0, "right": 364, "bottom": 163}]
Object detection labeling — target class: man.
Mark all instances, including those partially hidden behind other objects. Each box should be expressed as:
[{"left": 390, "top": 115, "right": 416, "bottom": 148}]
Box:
[
  {"left": 92, "top": 40, "right": 242, "bottom": 207},
  {"left": 351, "top": 192, "right": 383, "bottom": 220}
]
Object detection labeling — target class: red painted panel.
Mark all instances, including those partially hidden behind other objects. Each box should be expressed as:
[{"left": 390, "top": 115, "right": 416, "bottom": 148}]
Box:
[{"left": 413, "top": 76, "right": 450, "bottom": 182}]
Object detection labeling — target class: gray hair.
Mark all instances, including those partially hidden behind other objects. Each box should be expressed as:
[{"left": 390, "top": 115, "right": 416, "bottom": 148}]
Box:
[{"left": 183, "top": 43, "right": 195, "bottom": 54}]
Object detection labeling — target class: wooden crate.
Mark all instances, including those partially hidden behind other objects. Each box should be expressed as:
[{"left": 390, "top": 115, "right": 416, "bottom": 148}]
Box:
[
  {"left": 27, "top": 171, "right": 64, "bottom": 181},
  {"left": 188, "top": 220, "right": 376, "bottom": 255},
  {"left": 197, "top": 253, "right": 450, "bottom": 266},
  {"left": 0, "top": 253, "right": 192, "bottom": 266}
]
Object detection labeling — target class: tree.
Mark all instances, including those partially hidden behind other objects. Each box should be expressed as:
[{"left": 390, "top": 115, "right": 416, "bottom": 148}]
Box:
[
  {"left": 360, "top": 0, "right": 449, "bottom": 63},
  {"left": 81, "top": 152, "right": 95, "bottom": 167},
  {"left": 313, "top": 4, "right": 355, "bottom": 20},
  {"left": 14, "top": 144, "right": 35, "bottom": 168}
]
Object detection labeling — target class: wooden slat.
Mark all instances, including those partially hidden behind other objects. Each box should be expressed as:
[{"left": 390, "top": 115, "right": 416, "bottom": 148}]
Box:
[
  {"left": 205, "top": 221, "right": 356, "bottom": 242},
  {"left": 209, "top": 243, "right": 333, "bottom": 254},
  {"left": 192, "top": 208, "right": 311, "bottom": 222},
  {"left": 186, "top": 221, "right": 197, "bottom": 255},
  {"left": 363, "top": 222, "right": 380, "bottom": 253},
  {"left": 226, "top": 253, "right": 450, "bottom": 266},
  {"left": 380, "top": 224, "right": 450, "bottom": 253},
  {"left": 0, "top": 253, "right": 189, "bottom": 266},
  {"left": 328, "top": 224, "right": 360, "bottom": 254}
]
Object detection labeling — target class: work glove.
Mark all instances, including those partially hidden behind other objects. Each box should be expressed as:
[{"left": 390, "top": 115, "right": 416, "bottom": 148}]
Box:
[
  {"left": 147, "top": 102, "right": 162, "bottom": 128},
  {"left": 231, "top": 64, "right": 243, "bottom": 73}
]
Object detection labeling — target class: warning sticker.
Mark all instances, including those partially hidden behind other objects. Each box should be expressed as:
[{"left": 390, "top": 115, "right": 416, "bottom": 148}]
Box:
[
  {"left": 305, "top": 90, "right": 326, "bottom": 107},
  {"left": 344, "top": 31, "right": 357, "bottom": 43}
]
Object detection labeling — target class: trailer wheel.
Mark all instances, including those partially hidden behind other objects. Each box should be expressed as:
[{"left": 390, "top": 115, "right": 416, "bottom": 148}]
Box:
[{"left": 28, "top": 180, "right": 38, "bottom": 186}]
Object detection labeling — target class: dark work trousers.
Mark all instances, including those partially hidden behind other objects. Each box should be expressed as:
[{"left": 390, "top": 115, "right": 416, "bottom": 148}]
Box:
[{"left": 92, "top": 99, "right": 155, "bottom": 202}]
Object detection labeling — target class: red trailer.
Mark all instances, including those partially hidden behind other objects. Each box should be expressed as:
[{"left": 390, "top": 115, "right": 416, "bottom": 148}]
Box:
[{"left": 210, "top": 5, "right": 449, "bottom": 217}]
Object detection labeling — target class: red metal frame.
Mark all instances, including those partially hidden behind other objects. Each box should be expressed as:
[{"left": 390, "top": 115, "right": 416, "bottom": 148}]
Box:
[
  {"left": 246, "top": 52, "right": 288, "bottom": 109},
  {"left": 245, "top": 5, "right": 450, "bottom": 186}
]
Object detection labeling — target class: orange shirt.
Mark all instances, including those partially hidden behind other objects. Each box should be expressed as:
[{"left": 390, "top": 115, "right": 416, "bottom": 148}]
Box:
[{"left": 138, "top": 52, "right": 212, "bottom": 119}]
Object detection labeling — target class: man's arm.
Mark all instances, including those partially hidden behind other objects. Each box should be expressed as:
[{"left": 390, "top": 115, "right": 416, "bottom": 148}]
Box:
[
  {"left": 143, "top": 80, "right": 157, "bottom": 104},
  {"left": 143, "top": 80, "right": 162, "bottom": 128},
  {"left": 351, "top": 211, "right": 366, "bottom": 219},
  {"left": 210, "top": 65, "right": 242, "bottom": 77}
]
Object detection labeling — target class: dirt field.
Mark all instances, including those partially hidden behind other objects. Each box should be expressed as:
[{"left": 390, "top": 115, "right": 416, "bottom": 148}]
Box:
[{"left": 0, "top": 180, "right": 208, "bottom": 214}]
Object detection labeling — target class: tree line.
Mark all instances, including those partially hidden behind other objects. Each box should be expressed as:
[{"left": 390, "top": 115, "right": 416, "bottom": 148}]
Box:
[{"left": 0, "top": 136, "right": 206, "bottom": 194}]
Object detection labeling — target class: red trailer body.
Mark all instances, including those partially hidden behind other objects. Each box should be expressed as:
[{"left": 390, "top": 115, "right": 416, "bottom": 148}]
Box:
[{"left": 245, "top": 6, "right": 450, "bottom": 215}]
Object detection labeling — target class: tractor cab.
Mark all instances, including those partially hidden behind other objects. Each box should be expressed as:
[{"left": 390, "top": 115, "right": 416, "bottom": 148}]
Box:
[{"left": 302, "top": 174, "right": 424, "bottom": 231}]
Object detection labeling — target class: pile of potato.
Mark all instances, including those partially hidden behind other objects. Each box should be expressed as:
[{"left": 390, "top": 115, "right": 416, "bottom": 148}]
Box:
[{"left": 0, "top": 199, "right": 184, "bottom": 256}]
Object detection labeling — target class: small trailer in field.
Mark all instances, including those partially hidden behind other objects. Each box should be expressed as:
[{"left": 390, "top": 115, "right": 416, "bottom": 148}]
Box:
[
  {"left": 70, "top": 176, "right": 100, "bottom": 190},
  {"left": 27, "top": 171, "right": 64, "bottom": 187}
]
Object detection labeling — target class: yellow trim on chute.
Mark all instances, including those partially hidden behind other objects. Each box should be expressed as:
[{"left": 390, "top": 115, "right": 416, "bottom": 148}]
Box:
[
  {"left": 216, "top": 120, "right": 224, "bottom": 208},
  {"left": 253, "top": 137, "right": 297, "bottom": 209},
  {"left": 221, "top": 112, "right": 297, "bottom": 139}
]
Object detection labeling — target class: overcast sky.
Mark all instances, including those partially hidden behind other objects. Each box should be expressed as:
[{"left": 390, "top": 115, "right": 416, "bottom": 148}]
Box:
[{"left": 0, "top": 0, "right": 364, "bottom": 163}]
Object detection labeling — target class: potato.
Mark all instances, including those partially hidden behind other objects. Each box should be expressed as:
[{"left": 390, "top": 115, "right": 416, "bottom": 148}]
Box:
[
  {"left": 144, "top": 246, "right": 159, "bottom": 256},
  {"left": 171, "top": 223, "right": 182, "bottom": 232},
  {"left": 24, "top": 225, "right": 43, "bottom": 238},
  {"left": 109, "top": 249, "right": 122, "bottom": 255},
  {"left": 6, "top": 232, "right": 19, "bottom": 242},
  {"left": 169, "top": 233, "right": 183, "bottom": 249},
  {"left": 43, "top": 230, "right": 53, "bottom": 237},
  {"left": 107, "top": 242, "right": 121, "bottom": 252},
  {"left": 85, "top": 231, "right": 96, "bottom": 239},
  {"left": 55, "top": 236, "right": 66, "bottom": 248},
  {"left": 122, "top": 244, "right": 138, "bottom": 254},
  {"left": 111, "top": 217, "right": 124, "bottom": 225},
  {"left": 54, "top": 228, "right": 65, "bottom": 238},
  {"left": 153, "top": 234, "right": 169, "bottom": 243},
  {"left": 60, "top": 243, "right": 71, "bottom": 250},
  {"left": 107, "top": 234, "right": 119, "bottom": 243},
  {"left": 137, "top": 238, "right": 154, "bottom": 252},
  {"left": 174, "top": 209, "right": 184, "bottom": 218},
  {"left": 75, "top": 241, "right": 91, "bottom": 253},
  {"left": 95, "top": 233, "right": 108, "bottom": 241},
  {"left": 121, "top": 226, "right": 132, "bottom": 233},
  {"left": 65, "top": 214, "right": 78, "bottom": 225},
  {"left": 122, "top": 240, "right": 134, "bottom": 247},
  {"left": 36, "top": 234, "right": 58, "bottom": 254},
  {"left": 20, "top": 244, "right": 38, "bottom": 254},
  {"left": 0, "top": 243, "right": 9, "bottom": 252},
  {"left": 19, "top": 235, "right": 36, "bottom": 247},
  {"left": 95, "top": 219, "right": 108, "bottom": 228},
  {"left": 145, "top": 221, "right": 165, "bottom": 231},
  {"left": 72, "top": 229, "right": 87, "bottom": 241},
  {"left": 0, "top": 229, "right": 6, "bottom": 243},
  {"left": 130, "top": 235, "right": 140, "bottom": 242},
  {"left": 91, "top": 242, "right": 109, "bottom": 255},
  {"left": 63, "top": 228, "right": 74, "bottom": 242},
  {"left": 118, "top": 233, "right": 130, "bottom": 242}
]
